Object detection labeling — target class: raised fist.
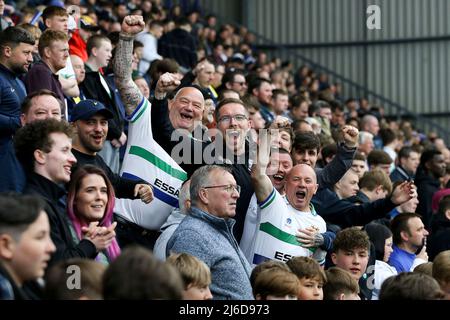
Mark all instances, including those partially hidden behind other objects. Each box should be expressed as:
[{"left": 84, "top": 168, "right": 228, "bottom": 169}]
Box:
[
  {"left": 341, "top": 125, "right": 359, "bottom": 148},
  {"left": 121, "top": 15, "right": 145, "bottom": 36},
  {"left": 155, "top": 72, "right": 181, "bottom": 96}
]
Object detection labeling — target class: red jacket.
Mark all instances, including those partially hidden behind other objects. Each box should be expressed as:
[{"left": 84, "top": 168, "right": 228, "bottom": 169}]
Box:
[{"left": 69, "top": 30, "right": 88, "bottom": 62}]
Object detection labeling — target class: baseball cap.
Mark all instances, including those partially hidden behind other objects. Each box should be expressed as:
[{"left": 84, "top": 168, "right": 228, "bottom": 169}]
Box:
[
  {"left": 230, "top": 53, "right": 245, "bottom": 63},
  {"left": 80, "top": 15, "right": 101, "bottom": 31},
  {"left": 71, "top": 99, "right": 113, "bottom": 122}
]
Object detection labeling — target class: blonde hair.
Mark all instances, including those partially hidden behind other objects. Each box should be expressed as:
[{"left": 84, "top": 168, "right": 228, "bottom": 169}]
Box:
[
  {"left": 166, "top": 253, "right": 211, "bottom": 288},
  {"left": 38, "top": 29, "right": 68, "bottom": 57}
]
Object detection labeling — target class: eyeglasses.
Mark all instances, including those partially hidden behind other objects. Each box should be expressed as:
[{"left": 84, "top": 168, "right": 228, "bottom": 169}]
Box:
[
  {"left": 218, "top": 114, "right": 248, "bottom": 124},
  {"left": 203, "top": 184, "right": 241, "bottom": 194}
]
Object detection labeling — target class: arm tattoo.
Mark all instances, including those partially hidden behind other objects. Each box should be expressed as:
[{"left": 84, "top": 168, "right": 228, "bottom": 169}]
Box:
[{"left": 114, "top": 36, "right": 143, "bottom": 116}]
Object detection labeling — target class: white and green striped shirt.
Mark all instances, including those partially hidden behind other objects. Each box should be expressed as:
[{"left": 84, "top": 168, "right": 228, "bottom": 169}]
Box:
[
  {"left": 252, "top": 188, "right": 327, "bottom": 266},
  {"left": 114, "top": 98, "right": 187, "bottom": 230}
]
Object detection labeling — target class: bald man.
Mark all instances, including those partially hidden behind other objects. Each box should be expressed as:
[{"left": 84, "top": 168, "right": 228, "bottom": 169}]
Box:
[
  {"left": 250, "top": 134, "right": 327, "bottom": 266},
  {"left": 361, "top": 114, "right": 382, "bottom": 149}
]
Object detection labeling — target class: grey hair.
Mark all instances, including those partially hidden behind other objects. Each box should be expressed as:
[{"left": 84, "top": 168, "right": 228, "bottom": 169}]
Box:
[
  {"left": 361, "top": 114, "right": 378, "bottom": 127},
  {"left": 359, "top": 131, "right": 374, "bottom": 144},
  {"left": 190, "top": 165, "right": 231, "bottom": 207},
  {"left": 178, "top": 180, "right": 191, "bottom": 214}
]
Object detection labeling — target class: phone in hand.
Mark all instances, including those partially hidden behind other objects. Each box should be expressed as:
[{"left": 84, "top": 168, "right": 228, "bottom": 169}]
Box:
[{"left": 415, "top": 237, "right": 427, "bottom": 255}]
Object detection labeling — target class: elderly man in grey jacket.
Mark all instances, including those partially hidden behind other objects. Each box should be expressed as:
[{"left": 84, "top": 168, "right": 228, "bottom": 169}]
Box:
[{"left": 167, "top": 165, "right": 254, "bottom": 300}]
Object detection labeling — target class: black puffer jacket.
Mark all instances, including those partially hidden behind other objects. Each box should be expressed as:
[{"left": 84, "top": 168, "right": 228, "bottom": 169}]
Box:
[
  {"left": 428, "top": 213, "right": 450, "bottom": 261},
  {"left": 415, "top": 169, "right": 441, "bottom": 229}
]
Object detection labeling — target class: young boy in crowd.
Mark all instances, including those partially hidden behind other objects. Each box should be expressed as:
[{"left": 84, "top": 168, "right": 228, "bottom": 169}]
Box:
[
  {"left": 286, "top": 256, "right": 327, "bottom": 300},
  {"left": 323, "top": 267, "right": 360, "bottom": 300},
  {"left": 351, "top": 151, "right": 368, "bottom": 179},
  {"left": 166, "top": 253, "right": 213, "bottom": 300},
  {"left": 330, "top": 227, "right": 371, "bottom": 300},
  {"left": 0, "top": 194, "right": 55, "bottom": 300},
  {"left": 253, "top": 268, "right": 299, "bottom": 300},
  {"left": 249, "top": 260, "right": 291, "bottom": 289}
]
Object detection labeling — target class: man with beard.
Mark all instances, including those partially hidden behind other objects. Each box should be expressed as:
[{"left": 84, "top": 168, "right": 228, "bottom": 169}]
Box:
[
  {"left": 70, "top": 99, "right": 153, "bottom": 203},
  {"left": 80, "top": 34, "right": 126, "bottom": 174},
  {"left": 0, "top": 26, "right": 35, "bottom": 192}
]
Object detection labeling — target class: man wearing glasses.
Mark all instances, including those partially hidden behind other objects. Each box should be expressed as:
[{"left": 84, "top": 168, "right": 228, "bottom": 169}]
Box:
[
  {"left": 151, "top": 72, "right": 255, "bottom": 243},
  {"left": 212, "top": 98, "right": 254, "bottom": 243},
  {"left": 222, "top": 69, "right": 247, "bottom": 98},
  {"left": 167, "top": 165, "right": 254, "bottom": 300}
]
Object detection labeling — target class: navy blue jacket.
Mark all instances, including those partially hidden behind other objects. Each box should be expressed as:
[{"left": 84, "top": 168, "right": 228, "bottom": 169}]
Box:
[
  {"left": 390, "top": 165, "right": 413, "bottom": 183},
  {"left": 415, "top": 168, "right": 441, "bottom": 229},
  {"left": 428, "top": 214, "right": 450, "bottom": 261},
  {"left": 0, "top": 64, "right": 26, "bottom": 192}
]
